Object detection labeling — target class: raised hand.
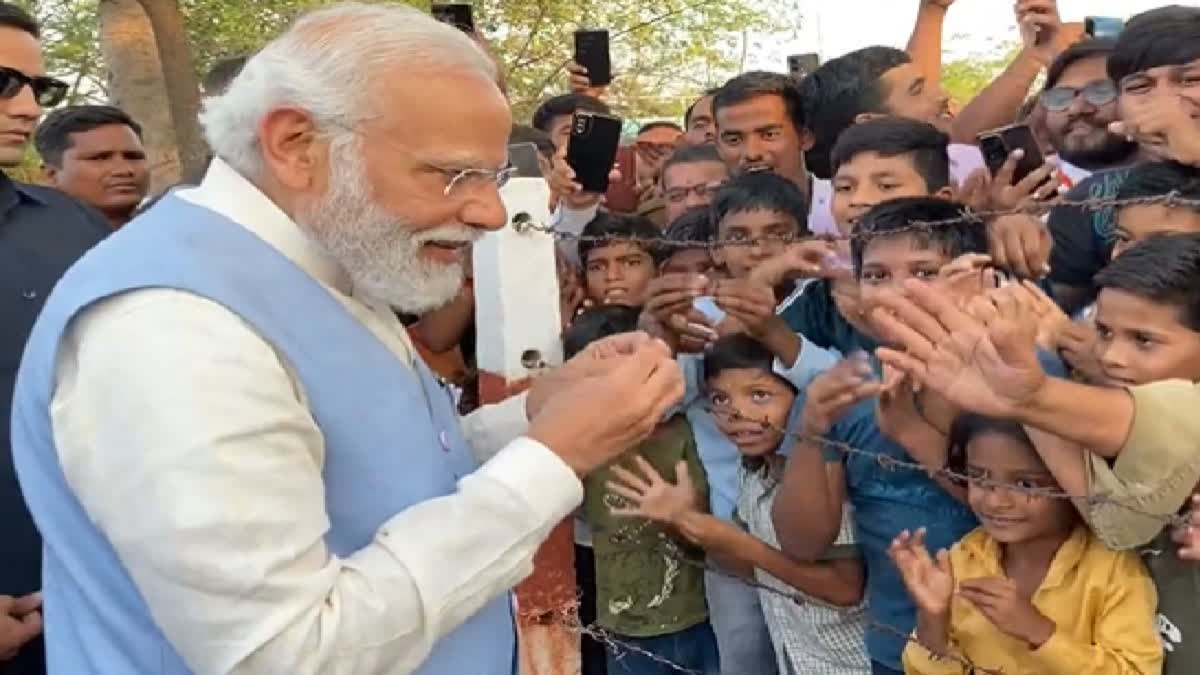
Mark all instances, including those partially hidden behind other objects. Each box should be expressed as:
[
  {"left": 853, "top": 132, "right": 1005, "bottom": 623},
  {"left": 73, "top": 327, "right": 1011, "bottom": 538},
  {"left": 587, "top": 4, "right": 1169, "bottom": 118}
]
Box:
[
  {"left": 800, "top": 355, "right": 882, "bottom": 436},
  {"left": 1015, "top": 0, "right": 1064, "bottom": 66},
  {"left": 1057, "top": 321, "right": 1104, "bottom": 383},
  {"left": 1010, "top": 280, "right": 1070, "bottom": 351},
  {"left": 987, "top": 214, "right": 1053, "bottom": 280},
  {"left": 566, "top": 61, "right": 608, "bottom": 99},
  {"left": 1110, "top": 93, "right": 1200, "bottom": 167},
  {"left": 890, "top": 529, "right": 954, "bottom": 617},
  {"left": 937, "top": 253, "right": 996, "bottom": 309},
  {"left": 713, "top": 278, "right": 777, "bottom": 337},
  {"left": 959, "top": 577, "right": 1055, "bottom": 647},
  {"left": 748, "top": 240, "right": 847, "bottom": 288},
  {"left": 872, "top": 280, "right": 1049, "bottom": 419},
  {"left": 607, "top": 457, "right": 700, "bottom": 525},
  {"left": 985, "top": 156, "right": 1061, "bottom": 217}
]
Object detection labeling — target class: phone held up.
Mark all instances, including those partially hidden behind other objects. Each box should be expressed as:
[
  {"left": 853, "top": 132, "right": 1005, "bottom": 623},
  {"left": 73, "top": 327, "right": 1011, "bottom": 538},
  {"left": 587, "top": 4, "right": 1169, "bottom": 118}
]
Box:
[
  {"left": 574, "top": 29, "right": 612, "bottom": 87},
  {"left": 431, "top": 3, "right": 475, "bottom": 34},
  {"left": 787, "top": 53, "right": 820, "bottom": 80},
  {"left": 977, "top": 123, "right": 1046, "bottom": 186},
  {"left": 566, "top": 111, "right": 623, "bottom": 195}
]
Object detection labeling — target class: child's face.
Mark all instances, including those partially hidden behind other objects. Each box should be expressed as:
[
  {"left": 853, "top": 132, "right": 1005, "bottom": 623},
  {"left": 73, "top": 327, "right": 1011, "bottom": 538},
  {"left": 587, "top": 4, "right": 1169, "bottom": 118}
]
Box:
[
  {"left": 832, "top": 152, "right": 946, "bottom": 234},
  {"left": 856, "top": 236, "right": 955, "bottom": 336},
  {"left": 1113, "top": 205, "right": 1200, "bottom": 259},
  {"left": 661, "top": 248, "right": 716, "bottom": 277},
  {"left": 965, "top": 432, "right": 1076, "bottom": 545},
  {"left": 706, "top": 368, "right": 796, "bottom": 457},
  {"left": 1117, "top": 59, "right": 1200, "bottom": 159},
  {"left": 1094, "top": 288, "right": 1200, "bottom": 386},
  {"left": 716, "top": 208, "right": 799, "bottom": 279},
  {"left": 583, "top": 242, "right": 656, "bottom": 307}
]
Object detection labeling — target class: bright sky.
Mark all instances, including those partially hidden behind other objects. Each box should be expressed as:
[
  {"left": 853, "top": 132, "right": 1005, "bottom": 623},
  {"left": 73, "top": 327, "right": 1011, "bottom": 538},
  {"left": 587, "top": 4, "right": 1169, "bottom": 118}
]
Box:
[{"left": 747, "top": 0, "right": 1176, "bottom": 70}]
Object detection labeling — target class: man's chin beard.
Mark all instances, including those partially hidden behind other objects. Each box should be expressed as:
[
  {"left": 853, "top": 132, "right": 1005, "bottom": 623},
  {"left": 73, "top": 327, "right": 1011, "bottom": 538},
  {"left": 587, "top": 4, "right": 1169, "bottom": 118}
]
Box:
[{"left": 1058, "top": 135, "right": 1138, "bottom": 170}]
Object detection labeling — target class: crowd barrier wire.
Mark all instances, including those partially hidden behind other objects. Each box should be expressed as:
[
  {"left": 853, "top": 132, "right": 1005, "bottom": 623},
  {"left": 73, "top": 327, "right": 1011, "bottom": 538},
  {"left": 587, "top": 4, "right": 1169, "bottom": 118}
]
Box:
[{"left": 502, "top": 190, "right": 1196, "bottom": 674}]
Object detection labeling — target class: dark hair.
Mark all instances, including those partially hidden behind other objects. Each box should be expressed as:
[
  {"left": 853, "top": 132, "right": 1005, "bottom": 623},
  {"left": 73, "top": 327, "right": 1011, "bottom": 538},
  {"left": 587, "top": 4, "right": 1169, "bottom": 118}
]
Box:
[
  {"left": 851, "top": 197, "right": 986, "bottom": 275},
  {"left": 713, "top": 71, "right": 806, "bottom": 134},
  {"left": 799, "top": 46, "right": 913, "bottom": 179},
  {"left": 203, "top": 55, "right": 249, "bottom": 96},
  {"left": 1115, "top": 160, "right": 1200, "bottom": 208},
  {"left": 703, "top": 334, "right": 791, "bottom": 385},
  {"left": 1094, "top": 232, "right": 1200, "bottom": 332},
  {"left": 578, "top": 212, "right": 663, "bottom": 266},
  {"left": 830, "top": 116, "right": 951, "bottom": 191},
  {"left": 34, "top": 105, "right": 144, "bottom": 167},
  {"left": 711, "top": 171, "right": 810, "bottom": 235},
  {"left": 1044, "top": 39, "right": 1116, "bottom": 90},
  {"left": 684, "top": 88, "right": 720, "bottom": 128},
  {"left": 562, "top": 305, "right": 641, "bottom": 359},
  {"left": 639, "top": 121, "right": 683, "bottom": 135},
  {"left": 661, "top": 143, "right": 725, "bottom": 178},
  {"left": 531, "top": 93, "right": 611, "bottom": 133},
  {"left": 509, "top": 124, "right": 555, "bottom": 160},
  {"left": 0, "top": 2, "right": 38, "bottom": 38},
  {"left": 1108, "top": 6, "right": 1200, "bottom": 83},
  {"left": 947, "top": 413, "right": 1034, "bottom": 476},
  {"left": 664, "top": 207, "right": 714, "bottom": 245}
]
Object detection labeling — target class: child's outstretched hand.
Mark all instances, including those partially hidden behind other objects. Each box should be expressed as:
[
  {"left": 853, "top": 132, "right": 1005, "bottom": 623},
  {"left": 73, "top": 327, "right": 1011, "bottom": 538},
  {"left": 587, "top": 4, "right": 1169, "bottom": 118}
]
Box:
[
  {"left": 959, "top": 577, "right": 1055, "bottom": 648},
  {"left": 1174, "top": 495, "right": 1200, "bottom": 562},
  {"left": 607, "top": 457, "right": 699, "bottom": 526},
  {"left": 800, "top": 355, "right": 882, "bottom": 436},
  {"left": 889, "top": 528, "right": 955, "bottom": 619}
]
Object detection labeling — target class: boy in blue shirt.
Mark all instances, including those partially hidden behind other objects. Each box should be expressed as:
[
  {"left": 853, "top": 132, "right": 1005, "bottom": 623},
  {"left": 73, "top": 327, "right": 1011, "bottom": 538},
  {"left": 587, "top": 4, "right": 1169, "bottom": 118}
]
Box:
[{"left": 770, "top": 197, "right": 988, "bottom": 675}]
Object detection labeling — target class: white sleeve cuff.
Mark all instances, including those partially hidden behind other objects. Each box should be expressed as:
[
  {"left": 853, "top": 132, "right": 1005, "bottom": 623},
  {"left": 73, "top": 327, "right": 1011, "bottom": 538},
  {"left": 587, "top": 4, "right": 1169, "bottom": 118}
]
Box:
[
  {"left": 462, "top": 393, "right": 531, "bottom": 464},
  {"left": 773, "top": 335, "right": 838, "bottom": 389},
  {"left": 476, "top": 437, "right": 584, "bottom": 525}
]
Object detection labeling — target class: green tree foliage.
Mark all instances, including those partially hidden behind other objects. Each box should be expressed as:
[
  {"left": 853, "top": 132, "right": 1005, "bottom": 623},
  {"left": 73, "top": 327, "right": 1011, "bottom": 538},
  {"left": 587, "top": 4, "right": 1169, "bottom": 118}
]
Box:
[
  {"left": 21, "top": 0, "right": 786, "bottom": 128},
  {"left": 942, "top": 43, "right": 1024, "bottom": 105}
]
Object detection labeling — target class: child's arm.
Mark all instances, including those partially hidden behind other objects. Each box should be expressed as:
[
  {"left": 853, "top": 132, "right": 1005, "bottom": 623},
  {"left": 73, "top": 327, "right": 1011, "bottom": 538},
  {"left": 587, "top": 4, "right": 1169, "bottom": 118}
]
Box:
[
  {"left": 1018, "top": 550, "right": 1163, "bottom": 675},
  {"left": 607, "top": 457, "right": 864, "bottom": 607},
  {"left": 890, "top": 529, "right": 964, "bottom": 675},
  {"left": 773, "top": 360, "right": 881, "bottom": 561},
  {"left": 1022, "top": 426, "right": 1091, "bottom": 517},
  {"left": 876, "top": 371, "right": 966, "bottom": 503}
]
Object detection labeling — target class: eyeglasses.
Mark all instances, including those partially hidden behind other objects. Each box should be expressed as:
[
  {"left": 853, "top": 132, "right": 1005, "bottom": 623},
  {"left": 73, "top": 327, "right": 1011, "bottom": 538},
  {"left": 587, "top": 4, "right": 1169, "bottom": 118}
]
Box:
[
  {"left": 1040, "top": 80, "right": 1118, "bottom": 113},
  {"left": 0, "top": 67, "right": 69, "bottom": 108},
  {"left": 429, "top": 164, "right": 518, "bottom": 197},
  {"left": 664, "top": 181, "right": 726, "bottom": 204}
]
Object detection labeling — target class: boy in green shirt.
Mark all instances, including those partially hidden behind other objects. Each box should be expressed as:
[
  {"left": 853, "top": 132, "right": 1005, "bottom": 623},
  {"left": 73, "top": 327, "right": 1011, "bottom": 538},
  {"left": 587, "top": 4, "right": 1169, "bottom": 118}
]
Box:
[{"left": 563, "top": 306, "right": 718, "bottom": 675}]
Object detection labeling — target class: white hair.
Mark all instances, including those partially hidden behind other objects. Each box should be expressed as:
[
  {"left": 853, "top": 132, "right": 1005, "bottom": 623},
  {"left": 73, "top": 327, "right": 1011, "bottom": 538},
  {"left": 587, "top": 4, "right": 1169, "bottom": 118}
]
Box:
[{"left": 200, "top": 2, "right": 498, "bottom": 178}]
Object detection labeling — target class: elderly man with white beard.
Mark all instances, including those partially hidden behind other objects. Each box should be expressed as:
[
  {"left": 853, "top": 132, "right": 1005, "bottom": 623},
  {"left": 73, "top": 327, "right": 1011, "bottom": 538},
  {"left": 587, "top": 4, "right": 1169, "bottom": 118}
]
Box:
[{"left": 8, "top": 3, "right": 684, "bottom": 674}]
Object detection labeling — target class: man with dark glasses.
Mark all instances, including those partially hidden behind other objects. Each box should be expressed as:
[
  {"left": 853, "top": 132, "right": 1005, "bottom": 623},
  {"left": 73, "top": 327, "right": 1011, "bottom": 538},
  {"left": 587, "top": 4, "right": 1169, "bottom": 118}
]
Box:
[
  {"left": 0, "top": 5, "right": 108, "bottom": 673},
  {"left": 1040, "top": 38, "right": 1138, "bottom": 183}
]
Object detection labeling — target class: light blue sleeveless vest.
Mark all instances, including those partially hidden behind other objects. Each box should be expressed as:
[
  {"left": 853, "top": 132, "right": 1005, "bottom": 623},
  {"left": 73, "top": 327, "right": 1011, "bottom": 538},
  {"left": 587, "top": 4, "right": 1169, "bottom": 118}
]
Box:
[{"left": 10, "top": 196, "right": 517, "bottom": 674}]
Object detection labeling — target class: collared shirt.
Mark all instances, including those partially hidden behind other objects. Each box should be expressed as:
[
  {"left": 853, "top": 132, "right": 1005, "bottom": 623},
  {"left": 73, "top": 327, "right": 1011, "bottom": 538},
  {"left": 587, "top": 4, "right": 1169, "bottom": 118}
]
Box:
[
  {"left": 1, "top": 170, "right": 108, "bottom": 675},
  {"left": 48, "top": 158, "right": 584, "bottom": 674},
  {"left": 903, "top": 526, "right": 1163, "bottom": 675},
  {"left": 736, "top": 461, "right": 870, "bottom": 675}
]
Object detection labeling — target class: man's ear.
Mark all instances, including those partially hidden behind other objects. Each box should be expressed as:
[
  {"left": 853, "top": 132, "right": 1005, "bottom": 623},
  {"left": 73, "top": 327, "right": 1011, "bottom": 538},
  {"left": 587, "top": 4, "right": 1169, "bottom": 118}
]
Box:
[
  {"left": 935, "top": 186, "right": 955, "bottom": 200},
  {"left": 854, "top": 112, "right": 887, "bottom": 125},
  {"left": 40, "top": 163, "right": 58, "bottom": 184}
]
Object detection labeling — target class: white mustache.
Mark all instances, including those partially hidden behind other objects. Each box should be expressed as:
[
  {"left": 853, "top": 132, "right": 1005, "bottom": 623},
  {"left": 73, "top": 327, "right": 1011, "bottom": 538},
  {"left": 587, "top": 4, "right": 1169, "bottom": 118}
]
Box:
[{"left": 413, "top": 225, "right": 481, "bottom": 245}]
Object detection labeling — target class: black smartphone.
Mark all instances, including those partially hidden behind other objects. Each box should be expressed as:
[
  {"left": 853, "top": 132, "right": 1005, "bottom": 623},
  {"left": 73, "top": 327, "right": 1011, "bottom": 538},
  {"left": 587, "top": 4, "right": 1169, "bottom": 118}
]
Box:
[
  {"left": 1085, "top": 16, "right": 1125, "bottom": 39},
  {"left": 507, "top": 143, "right": 542, "bottom": 179},
  {"left": 574, "top": 29, "right": 612, "bottom": 87},
  {"left": 566, "top": 111, "right": 623, "bottom": 194},
  {"left": 787, "top": 53, "right": 820, "bottom": 79},
  {"left": 431, "top": 3, "right": 474, "bottom": 33},
  {"left": 977, "top": 123, "right": 1045, "bottom": 185}
]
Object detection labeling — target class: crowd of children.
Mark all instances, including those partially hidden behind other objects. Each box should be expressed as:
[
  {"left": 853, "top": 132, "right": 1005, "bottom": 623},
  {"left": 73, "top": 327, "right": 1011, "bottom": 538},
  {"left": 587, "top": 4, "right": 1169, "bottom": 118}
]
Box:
[{"left": 540, "top": 6, "right": 1200, "bottom": 675}]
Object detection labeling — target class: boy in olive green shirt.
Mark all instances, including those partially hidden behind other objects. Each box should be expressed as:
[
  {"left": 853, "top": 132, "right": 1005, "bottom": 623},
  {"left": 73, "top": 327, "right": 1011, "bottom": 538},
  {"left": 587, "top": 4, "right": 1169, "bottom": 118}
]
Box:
[{"left": 564, "top": 306, "right": 718, "bottom": 675}]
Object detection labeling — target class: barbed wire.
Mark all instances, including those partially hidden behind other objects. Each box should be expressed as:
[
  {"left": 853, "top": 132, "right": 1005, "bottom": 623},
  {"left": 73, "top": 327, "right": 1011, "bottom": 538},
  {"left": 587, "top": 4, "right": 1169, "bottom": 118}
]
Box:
[{"left": 512, "top": 191, "right": 1200, "bottom": 249}]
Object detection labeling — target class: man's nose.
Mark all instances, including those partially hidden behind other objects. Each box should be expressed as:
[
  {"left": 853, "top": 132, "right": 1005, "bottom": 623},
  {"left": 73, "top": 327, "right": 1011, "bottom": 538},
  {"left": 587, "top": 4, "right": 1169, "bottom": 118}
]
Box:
[
  {"left": 4, "top": 82, "right": 41, "bottom": 120},
  {"left": 684, "top": 192, "right": 709, "bottom": 210},
  {"left": 461, "top": 185, "right": 507, "bottom": 232}
]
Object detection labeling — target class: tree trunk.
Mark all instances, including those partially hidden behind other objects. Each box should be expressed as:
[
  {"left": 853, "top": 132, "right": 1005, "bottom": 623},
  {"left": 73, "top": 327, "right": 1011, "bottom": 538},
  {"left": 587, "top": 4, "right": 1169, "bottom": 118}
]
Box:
[
  {"left": 134, "top": 0, "right": 207, "bottom": 183},
  {"left": 99, "top": 0, "right": 181, "bottom": 193}
]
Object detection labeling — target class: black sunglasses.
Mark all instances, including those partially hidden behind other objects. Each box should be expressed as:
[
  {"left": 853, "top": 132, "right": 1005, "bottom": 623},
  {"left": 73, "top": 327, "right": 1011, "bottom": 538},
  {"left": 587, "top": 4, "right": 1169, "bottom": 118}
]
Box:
[
  {"left": 0, "top": 66, "right": 69, "bottom": 108},
  {"left": 1039, "top": 80, "right": 1118, "bottom": 113}
]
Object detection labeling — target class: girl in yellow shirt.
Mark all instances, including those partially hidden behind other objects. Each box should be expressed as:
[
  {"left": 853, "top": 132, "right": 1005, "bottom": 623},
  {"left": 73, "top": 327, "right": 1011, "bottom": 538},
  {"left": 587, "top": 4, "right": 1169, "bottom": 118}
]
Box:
[{"left": 890, "top": 414, "right": 1163, "bottom": 675}]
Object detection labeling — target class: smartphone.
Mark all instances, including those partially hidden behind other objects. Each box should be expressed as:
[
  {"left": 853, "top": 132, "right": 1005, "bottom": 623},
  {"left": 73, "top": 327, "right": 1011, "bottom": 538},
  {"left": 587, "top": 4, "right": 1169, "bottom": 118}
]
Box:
[
  {"left": 692, "top": 296, "right": 727, "bottom": 325},
  {"left": 1085, "top": 16, "right": 1125, "bottom": 39},
  {"left": 604, "top": 145, "right": 640, "bottom": 214},
  {"left": 574, "top": 29, "right": 612, "bottom": 87},
  {"left": 507, "top": 142, "right": 542, "bottom": 179},
  {"left": 565, "top": 111, "right": 623, "bottom": 194},
  {"left": 977, "top": 123, "right": 1045, "bottom": 185},
  {"left": 431, "top": 3, "right": 474, "bottom": 33},
  {"left": 787, "top": 53, "right": 820, "bottom": 79}
]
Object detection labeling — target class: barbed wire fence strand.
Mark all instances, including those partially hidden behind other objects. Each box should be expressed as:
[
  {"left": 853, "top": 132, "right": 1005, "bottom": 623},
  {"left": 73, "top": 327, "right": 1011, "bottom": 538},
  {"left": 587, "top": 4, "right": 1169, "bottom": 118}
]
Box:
[{"left": 503, "top": 190, "right": 1194, "bottom": 674}]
